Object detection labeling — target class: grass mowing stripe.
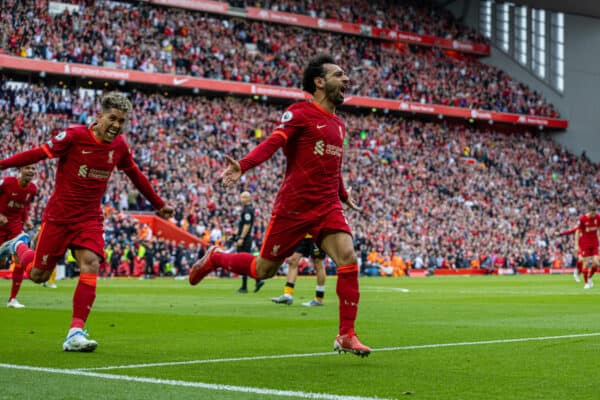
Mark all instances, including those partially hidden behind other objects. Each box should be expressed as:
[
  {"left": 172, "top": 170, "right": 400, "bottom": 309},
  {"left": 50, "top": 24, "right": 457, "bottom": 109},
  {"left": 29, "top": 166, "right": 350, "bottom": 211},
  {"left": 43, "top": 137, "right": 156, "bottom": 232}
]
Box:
[
  {"left": 0, "top": 363, "right": 395, "bottom": 400},
  {"left": 78, "top": 332, "right": 600, "bottom": 372}
]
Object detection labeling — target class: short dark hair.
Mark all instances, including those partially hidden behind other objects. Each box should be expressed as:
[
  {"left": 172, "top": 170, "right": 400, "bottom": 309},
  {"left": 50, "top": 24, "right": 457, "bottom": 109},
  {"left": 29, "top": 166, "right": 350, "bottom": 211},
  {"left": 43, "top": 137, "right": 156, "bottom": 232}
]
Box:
[
  {"left": 302, "top": 54, "right": 336, "bottom": 94},
  {"left": 101, "top": 91, "right": 132, "bottom": 114}
]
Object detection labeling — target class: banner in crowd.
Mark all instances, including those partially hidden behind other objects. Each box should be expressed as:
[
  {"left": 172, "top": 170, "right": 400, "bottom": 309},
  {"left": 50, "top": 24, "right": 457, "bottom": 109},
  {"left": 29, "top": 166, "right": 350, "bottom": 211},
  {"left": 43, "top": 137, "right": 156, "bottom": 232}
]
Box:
[
  {"left": 139, "top": 0, "right": 229, "bottom": 13},
  {"left": 0, "top": 55, "right": 567, "bottom": 129}
]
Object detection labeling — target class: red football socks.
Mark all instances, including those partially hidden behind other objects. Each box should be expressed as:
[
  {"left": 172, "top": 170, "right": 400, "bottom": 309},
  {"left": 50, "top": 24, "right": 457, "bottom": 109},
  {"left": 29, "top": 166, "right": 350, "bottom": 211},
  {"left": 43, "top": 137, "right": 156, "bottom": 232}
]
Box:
[
  {"left": 9, "top": 263, "right": 24, "bottom": 300},
  {"left": 211, "top": 252, "right": 257, "bottom": 278},
  {"left": 16, "top": 243, "right": 34, "bottom": 269},
  {"left": 70, "top": 273, "right": 97, "bottom": 329},
  {"left": 336, "top": 263, "right": 360, "bottom": 336}
]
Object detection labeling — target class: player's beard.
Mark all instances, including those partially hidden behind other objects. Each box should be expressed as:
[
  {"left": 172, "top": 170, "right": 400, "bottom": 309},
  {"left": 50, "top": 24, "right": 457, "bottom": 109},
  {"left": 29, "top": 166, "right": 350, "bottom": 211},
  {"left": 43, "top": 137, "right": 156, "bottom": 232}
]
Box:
[{"left": 325, "top": 82, "right": 344, "bottom": 106}]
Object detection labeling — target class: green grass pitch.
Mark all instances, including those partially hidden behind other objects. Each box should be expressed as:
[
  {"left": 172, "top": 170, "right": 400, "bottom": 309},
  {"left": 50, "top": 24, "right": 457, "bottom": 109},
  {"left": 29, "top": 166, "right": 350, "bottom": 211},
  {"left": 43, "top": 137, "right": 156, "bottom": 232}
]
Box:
[{"left": 1, "top": 275, "right": 599, "bottom": 399}]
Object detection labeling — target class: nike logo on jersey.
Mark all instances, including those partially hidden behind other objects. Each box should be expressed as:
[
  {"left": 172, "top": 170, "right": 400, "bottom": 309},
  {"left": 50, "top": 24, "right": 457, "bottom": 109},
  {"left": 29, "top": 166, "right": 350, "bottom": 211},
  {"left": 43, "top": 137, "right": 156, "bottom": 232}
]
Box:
[
  {"left": 82, "top": 150, "right": 93, "bottom": 154},
  {"left": 317, "top": 124, "right": 327, "bottom": 129}
]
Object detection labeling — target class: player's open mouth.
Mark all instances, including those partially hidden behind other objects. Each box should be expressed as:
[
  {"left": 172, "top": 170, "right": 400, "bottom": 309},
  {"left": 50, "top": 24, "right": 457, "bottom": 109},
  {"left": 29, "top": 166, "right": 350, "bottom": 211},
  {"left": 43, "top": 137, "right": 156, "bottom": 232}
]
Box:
[{"left": 106, "top": 128, "right": 119, "bottom": 137}]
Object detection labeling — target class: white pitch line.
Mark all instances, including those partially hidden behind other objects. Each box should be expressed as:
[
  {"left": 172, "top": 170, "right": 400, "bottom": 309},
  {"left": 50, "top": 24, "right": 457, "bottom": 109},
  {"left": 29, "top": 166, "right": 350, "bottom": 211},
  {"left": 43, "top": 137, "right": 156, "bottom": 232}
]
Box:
[
  {"left": 374, "top": 332, "right": 600, "bottom": 352},
  {"left": 80, "top": 332, "right": 600, "bottom": 372},
  {"left": 0, "top": 363, "right": 393, "bottom": 400}
]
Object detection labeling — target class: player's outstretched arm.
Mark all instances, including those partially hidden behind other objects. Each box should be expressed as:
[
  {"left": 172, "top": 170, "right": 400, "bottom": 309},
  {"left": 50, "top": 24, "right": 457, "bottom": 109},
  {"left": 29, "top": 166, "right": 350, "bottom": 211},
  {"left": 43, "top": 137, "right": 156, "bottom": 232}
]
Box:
[
  {"left": 123, "top": 164, "right": 171, "bottom": 215},
  {"left": 226, "top": 133, "right": 286, "bottom": 187},
  {"left": 0, "top": 148, "right": 48, "bottom": 170},
  {"left": 221, "top": 156, "right": 242, "bottom": 187}
]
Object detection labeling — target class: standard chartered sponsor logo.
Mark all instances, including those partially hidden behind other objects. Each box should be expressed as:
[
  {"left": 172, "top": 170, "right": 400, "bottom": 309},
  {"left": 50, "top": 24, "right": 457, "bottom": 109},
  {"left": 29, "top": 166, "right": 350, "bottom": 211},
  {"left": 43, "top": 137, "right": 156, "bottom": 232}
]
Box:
[
  {"left": 314, "top": 140, "right": 324, "bottom": 155},
  {"left": 78, "top": 165, "right": 110, "bottom": 179},
  {"left": 313, "top": 140, "right": 343, "bottom": 157}
]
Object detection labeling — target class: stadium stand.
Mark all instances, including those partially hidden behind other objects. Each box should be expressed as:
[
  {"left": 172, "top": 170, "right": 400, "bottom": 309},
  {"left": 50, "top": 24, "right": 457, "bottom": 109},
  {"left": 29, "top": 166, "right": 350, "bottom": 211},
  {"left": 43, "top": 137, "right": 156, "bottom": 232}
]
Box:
[{"left": 0, "top": 0, "right": 558, "bottom": 117}]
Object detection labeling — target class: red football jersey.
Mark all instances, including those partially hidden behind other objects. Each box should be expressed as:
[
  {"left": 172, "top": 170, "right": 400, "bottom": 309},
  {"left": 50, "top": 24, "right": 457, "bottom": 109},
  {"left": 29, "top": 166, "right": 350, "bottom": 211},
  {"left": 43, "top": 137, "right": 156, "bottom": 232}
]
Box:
[
  {"left": 0, "top": 176, "right": 36, "bottom": 232},
  {"left": 40, "top": 125, "right": 135, "bottom": 224},
  {"left": 577, "top": 214, "right": 600, "bottom": 248},
  {"left": 271, "top": 101, "right": 346, "bottom": 218}
]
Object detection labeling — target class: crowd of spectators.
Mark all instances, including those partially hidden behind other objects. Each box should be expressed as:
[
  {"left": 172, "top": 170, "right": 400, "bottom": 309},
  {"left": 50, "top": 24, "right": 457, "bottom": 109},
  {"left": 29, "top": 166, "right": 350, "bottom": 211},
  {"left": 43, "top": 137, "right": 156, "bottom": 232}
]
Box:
[
  {"left": 229, "top": 0, "right": 487, "bottom": 43},
  {"left": 0, "top": 80, "right": 596, "bottom": 278},
  {"left": 0, "top": 0, "right": 558, "bottom": 117}
]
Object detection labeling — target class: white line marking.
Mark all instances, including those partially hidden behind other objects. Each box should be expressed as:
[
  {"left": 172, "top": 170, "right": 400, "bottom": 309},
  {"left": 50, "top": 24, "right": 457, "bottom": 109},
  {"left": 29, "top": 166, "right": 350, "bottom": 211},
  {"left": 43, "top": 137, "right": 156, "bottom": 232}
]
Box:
[
  {"left": 375, "top": 332, "right": 600, "bottom": 352},
  {"left": 0, "top": 363, "right": 393, "bottom": 400},
  {"left": 80, "top": 332, "right": 600, "bottom": 372},
  {"left": 361, "top": 287, "right": 410, "bottom": 293}
]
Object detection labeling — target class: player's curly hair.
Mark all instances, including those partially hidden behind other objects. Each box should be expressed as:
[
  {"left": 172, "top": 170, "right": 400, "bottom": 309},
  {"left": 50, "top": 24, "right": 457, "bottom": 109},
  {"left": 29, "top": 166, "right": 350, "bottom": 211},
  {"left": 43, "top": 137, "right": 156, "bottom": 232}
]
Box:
[
  {"left": 302, "top": 54, "right": 336, "bottom": 94},
  {"left": 101, "top": 91, "right": 132, "bottom": 114}
]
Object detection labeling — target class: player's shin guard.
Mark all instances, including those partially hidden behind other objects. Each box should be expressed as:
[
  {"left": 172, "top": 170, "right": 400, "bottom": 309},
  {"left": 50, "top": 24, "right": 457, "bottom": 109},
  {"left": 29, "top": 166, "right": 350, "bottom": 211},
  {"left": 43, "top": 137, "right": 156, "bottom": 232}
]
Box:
[
  {"left": 212, "top": 252, "right": 257, "bottom": 278},
  {"left": 9, "top": 263, "right": 24, "bottom": 300},
  {"left": 336, "top": 263, "right": 360, "bottom": 336},
  {"left": 71, "top": 273, "right": 97, "bottom": 329}
]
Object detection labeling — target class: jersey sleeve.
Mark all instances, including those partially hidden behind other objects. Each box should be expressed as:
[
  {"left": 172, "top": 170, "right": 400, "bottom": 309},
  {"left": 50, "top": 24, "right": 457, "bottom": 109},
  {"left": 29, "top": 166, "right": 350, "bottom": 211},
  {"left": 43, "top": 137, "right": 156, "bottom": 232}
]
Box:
[
  {"left": 42, "top": 128, "right": 74, "bottom": 158},
  {"left": 116, "top": 145, "right": 136, "bottom": 171},
  {"left": 272, "top": 103, "right": 306, "bottom": 143}
]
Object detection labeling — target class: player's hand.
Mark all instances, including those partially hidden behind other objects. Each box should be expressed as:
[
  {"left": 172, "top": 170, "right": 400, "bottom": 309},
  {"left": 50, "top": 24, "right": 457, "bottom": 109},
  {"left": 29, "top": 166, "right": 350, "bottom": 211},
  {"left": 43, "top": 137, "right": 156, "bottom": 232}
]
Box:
[
  {"left": 221, "top": 155, "right": 242, "bottom": 187},
  {"left": 0, "top": 214, "right": 7, "bottom": 226},
  {"left": 157, "top": 205, "right": 174, "bottom": 219},
  {"left": 24, "top": 220, "right": 34, "bottom": 230},
  {"left": 343, "top": 187, "right": 362, "bottom": 211},
  {"left": 236, "top": 238, "right": 243, "bottom": 247}
]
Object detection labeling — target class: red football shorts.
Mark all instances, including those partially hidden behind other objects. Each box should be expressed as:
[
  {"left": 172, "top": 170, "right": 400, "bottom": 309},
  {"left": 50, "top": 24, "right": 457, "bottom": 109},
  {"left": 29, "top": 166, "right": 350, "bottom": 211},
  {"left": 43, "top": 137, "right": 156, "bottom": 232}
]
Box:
[
  {"left": 580, "top": 245, "right": 599, "bottom": 258},
  {"left": 33, "top": 219, "right": 105, "bottom": 271},
  {"left": 0, "top": 224, "right": 24, "bottom": 243},
  {"left": 260, "top": 208, "right": 351, "bottom": 261}
]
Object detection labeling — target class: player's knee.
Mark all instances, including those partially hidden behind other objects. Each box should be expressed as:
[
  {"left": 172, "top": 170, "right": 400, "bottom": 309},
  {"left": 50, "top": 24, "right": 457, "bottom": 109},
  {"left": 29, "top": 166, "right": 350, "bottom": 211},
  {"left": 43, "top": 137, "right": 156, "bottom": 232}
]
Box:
[
  {"left": 29, "top": 268, "right": 50, "bottom": 284},
  {"left": 256, "top": 263, "right": 280, "bottom": 279},
  {"left": 336, "top": 250, "right": 357, "bottom": 266},
  {"left": 77, "top": 253, "right": 101, "bottom": 273}
]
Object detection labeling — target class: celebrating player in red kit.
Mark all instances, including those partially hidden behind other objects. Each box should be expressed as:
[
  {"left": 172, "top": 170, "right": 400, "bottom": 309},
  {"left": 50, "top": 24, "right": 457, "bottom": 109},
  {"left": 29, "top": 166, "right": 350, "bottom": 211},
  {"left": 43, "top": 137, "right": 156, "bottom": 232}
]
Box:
[
  {"left": 0, "top": 92, "right": 173, "bottom": 351},
  {"left": 0, "top": 165, "right": 36, "bottom": 308},
  {"left": 576, "top": 205, "right": 600, "bottom": 289},
  {"left": 189, "top": 55, "right": 370, "bottom": 356},
  {"left": 561, "top": 204, "right": 600, "bottom": 288}
]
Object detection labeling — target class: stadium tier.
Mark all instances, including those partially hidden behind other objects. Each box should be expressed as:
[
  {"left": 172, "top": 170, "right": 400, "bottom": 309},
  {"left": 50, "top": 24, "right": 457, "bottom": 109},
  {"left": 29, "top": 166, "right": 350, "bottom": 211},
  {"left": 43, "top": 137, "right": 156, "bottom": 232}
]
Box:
[{"left": 0, "top": 0, "right": 561, "bottom": 120}]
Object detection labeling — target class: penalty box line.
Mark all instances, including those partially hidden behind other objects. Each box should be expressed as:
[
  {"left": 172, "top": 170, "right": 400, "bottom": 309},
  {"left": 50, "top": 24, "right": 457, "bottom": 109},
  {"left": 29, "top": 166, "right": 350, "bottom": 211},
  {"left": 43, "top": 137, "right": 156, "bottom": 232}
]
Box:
[
  {"left": 79, "top": 332, "right": 600, "bottom": 372},
  {"left": 0, "top": 363, "right": 394, "bottom": 400}
]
